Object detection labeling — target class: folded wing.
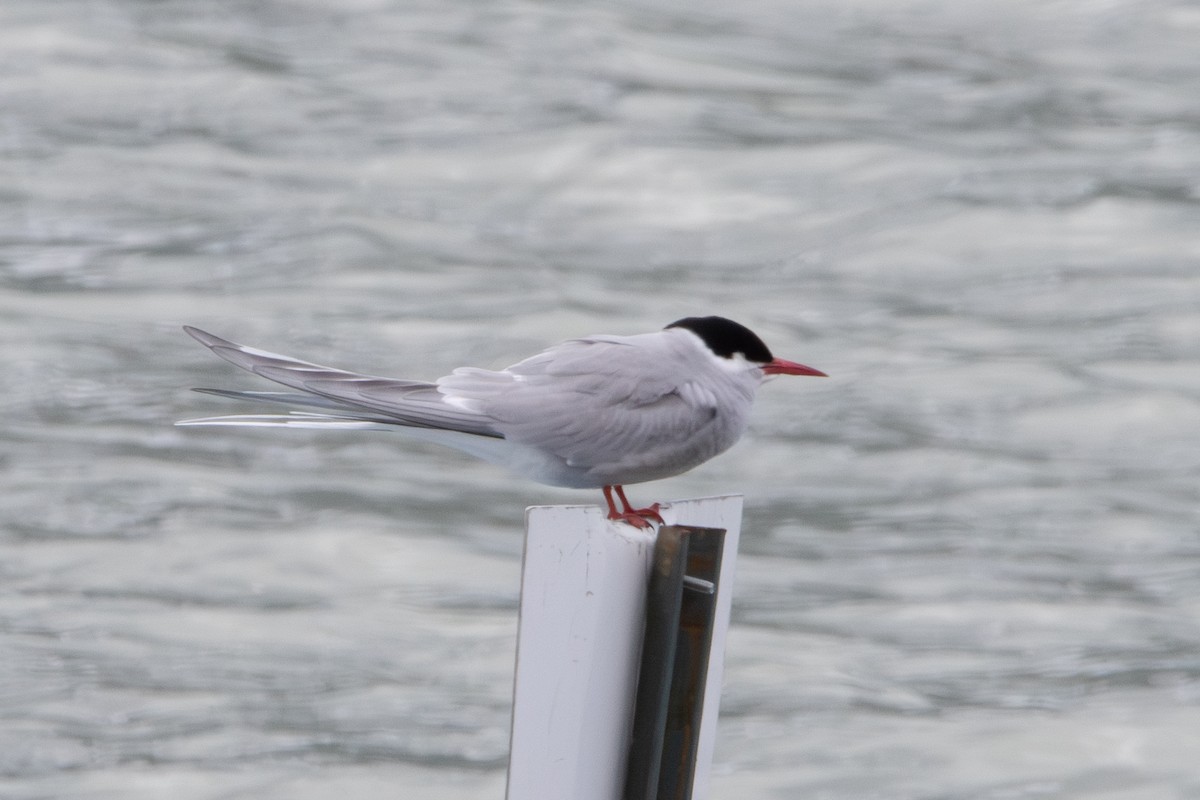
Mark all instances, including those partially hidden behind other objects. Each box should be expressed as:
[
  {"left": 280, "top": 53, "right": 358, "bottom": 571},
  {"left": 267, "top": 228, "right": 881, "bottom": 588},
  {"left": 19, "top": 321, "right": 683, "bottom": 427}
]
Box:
[{"left": 456, "top": 334, "right": 734, "bottom": 480}]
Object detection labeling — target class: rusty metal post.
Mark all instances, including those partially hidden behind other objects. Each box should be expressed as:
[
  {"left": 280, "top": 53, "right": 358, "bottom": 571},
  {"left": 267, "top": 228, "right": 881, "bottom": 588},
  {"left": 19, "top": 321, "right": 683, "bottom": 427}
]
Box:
[{"left": 623, "top": 525, "right": 726, "bottom": 800}]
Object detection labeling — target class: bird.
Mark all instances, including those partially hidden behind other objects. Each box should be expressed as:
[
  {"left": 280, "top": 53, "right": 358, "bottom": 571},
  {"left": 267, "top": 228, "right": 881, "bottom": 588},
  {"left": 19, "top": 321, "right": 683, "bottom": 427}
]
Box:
[{"left": 177, "top": 317, "right": 826, "bottom": 527}]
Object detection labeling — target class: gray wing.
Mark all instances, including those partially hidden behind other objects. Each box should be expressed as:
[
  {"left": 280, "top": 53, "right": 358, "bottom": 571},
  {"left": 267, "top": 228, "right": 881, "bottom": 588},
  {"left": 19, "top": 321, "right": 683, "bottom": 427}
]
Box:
[
  {"left": 181, "top": 326, "right": 502, "bottom": 437},
  {"left": 442, "top": 334, "right": 729, "bottom": 476}
]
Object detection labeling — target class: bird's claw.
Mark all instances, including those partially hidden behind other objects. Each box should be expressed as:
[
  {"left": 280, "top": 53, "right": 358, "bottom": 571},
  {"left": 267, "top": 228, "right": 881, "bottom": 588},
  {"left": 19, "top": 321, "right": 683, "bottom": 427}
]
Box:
[
  {"left": 607, "top": 509, "right": 659, "bottom": 529},
  {"left": 628, "top": 503, "right": 663, "bottom": 524}
]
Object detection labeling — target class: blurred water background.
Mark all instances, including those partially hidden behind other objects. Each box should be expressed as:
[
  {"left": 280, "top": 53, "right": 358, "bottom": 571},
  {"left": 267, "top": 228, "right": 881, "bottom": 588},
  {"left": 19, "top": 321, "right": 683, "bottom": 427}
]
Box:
[{"left": 2, "top": 0, "right": 1199, "bottom": 798}]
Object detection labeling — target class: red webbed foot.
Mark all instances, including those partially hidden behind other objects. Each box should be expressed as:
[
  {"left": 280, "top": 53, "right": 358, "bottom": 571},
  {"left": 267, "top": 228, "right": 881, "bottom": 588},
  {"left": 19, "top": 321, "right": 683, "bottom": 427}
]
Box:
[{"left": 603, "top": 485, "right": 663, "bottom": 528}]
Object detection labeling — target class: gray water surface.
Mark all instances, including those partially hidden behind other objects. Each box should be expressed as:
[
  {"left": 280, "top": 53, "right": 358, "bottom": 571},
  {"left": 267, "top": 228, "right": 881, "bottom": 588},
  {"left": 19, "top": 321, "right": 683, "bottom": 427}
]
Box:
[{"left": 2, "top": 1, "right": 1199, "bottom": 798}]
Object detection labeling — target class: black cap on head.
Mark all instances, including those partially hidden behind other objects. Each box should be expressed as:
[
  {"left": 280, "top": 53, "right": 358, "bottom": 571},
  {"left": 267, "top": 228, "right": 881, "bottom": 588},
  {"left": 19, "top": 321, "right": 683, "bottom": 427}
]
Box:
[{"left": 665, "top": 316, "right": 774, "bottom": 363}]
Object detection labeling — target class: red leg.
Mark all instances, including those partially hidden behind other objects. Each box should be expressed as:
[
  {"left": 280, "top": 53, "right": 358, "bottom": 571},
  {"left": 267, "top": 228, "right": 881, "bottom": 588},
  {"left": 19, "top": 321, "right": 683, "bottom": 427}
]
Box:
[
  {"left": 614, "top": 485, "right": 663, "bottom": 525},
  {"left": 602, "top": 485, "right": 656, "bottom": 529}
]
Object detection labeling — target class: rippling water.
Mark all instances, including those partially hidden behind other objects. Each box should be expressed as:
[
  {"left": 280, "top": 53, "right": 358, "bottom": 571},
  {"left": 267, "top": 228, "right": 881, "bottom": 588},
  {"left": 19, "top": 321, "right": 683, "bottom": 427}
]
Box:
[{"left": 2, "top": 1, "right": 1199, "bottom": 798}]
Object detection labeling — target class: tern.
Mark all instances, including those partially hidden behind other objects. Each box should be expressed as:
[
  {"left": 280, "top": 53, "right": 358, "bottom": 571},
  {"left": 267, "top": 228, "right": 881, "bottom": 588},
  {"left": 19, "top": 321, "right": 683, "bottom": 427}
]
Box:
[{"left": 178, "top": 317, "right": 826, "bottom": 527}]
